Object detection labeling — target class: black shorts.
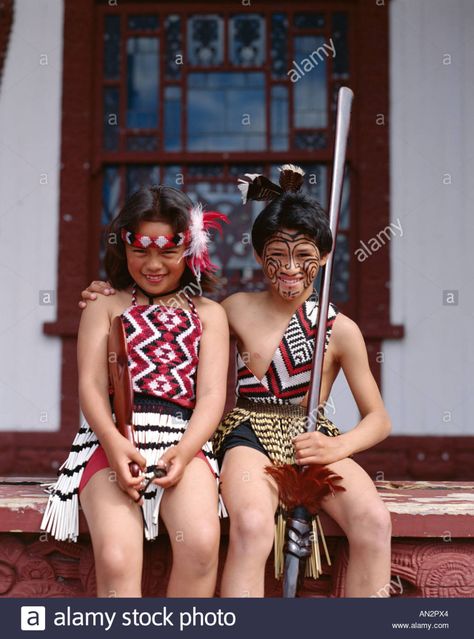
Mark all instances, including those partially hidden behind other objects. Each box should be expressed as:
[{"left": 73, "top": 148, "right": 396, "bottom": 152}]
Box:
[
  {"left": 216, "top": 418, "right": 267, "bottom": 465},
  {"left": 216, "top": 417, "right": 336, "bottom": 466}
]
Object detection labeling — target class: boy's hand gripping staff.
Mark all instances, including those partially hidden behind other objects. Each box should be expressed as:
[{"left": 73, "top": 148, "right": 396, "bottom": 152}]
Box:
[{"left": 266, "top": 87, "right": 354, "bottom": 597}]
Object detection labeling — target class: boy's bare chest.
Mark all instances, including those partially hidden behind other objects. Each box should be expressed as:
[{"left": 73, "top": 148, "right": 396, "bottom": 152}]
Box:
[
  {"left": 237, "top": 321, "right": 289, "bottom": 378},
  {"left": 233, "top": 308, "right": 338, "bottom": 385}
]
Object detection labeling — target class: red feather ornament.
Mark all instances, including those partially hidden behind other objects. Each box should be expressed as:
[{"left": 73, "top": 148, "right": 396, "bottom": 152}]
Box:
[
  {"left": 265, "top": 463, "right": 346, "bottom": 515},
  {"left": 183, "top": 206, "right": 228, "bottom": 281}
]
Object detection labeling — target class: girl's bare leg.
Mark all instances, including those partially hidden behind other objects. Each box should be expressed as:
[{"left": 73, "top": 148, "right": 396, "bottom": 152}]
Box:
[
  {"left": 160, "top": 457, "right": 221, "bottom": 597},
  {"left": 320, "top": 457, "right": 392, "bottom": 597},
  {"left": 79, "top": 467, "right": 144, "bottom": 597},
  {"left": 219, "top": 446, "right": 279, "bottom": 597}
]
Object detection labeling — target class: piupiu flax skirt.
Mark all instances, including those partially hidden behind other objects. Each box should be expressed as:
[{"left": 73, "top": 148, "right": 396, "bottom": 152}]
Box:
[
  {"left": 40, "top": 396, "right": 226, "bottom": 543},
  {"left": 213, "top": 398, "right": 343, "bottom": 579},
  {"left": 213, "top": 398, "right": 341, "bottom": 465}
]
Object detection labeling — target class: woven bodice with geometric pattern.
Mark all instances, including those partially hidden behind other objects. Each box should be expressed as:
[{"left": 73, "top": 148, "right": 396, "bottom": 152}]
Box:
[
  {"left": 121, "top": 292, "right": 202, "bottom": 409},
  {"left": 236, "top": 292, "right": 338, "bottom": 405}
]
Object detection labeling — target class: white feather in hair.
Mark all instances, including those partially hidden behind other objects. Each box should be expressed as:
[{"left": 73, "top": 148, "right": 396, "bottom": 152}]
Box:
[
  {"left": 184, "top": 203, "right": 208, "bottom": 260},
  {"left": 183, "top": 204, "right": 228, "bottom": 282},
  {"left": 237, "top": 174, "right": 262, "bottom": 204},
  {"left": 278, "top": 164, "right": 305, "bottom": 175}
]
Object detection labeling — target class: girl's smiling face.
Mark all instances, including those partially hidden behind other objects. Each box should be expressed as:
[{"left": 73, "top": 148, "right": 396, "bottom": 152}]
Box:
[
  {"left": 257, "top": 228, "right": 328, "bottom": 299},
  {"left": 125, "top": 220, "right": 186, "bottom": 294}
]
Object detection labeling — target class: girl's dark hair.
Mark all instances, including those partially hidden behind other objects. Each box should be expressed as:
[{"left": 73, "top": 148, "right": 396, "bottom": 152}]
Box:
[
  {"left": 251, "top": 192, "right": 333, "bottom": 257},
  {"left": 104, "top": 185, "right": 218, "bottom": 293}
]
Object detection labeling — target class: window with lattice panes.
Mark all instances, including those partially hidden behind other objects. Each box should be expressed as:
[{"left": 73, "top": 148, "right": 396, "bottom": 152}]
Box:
[{"left": 98, "top": 5, "right": 354, "bottom": 303}]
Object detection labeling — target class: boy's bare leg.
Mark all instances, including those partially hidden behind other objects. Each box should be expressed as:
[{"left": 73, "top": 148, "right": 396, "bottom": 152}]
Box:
[
  {"left": 320, "top": 457, "right": 392, "bottom": 597},
  {"left": 160, "top": 457, "right": 221, "bottom": 597},
  {"left": 219, "top": 446, "right": 279, "bottom": 597},
  {"left": 80, "top": 467, "right": 144, "bottom": 597}
]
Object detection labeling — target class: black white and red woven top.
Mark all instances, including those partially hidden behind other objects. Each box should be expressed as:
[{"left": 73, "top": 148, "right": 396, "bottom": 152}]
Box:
[
  {"left": 236, "top": 292, "right": 338, "bottom": 405},
  {"left": 120, "top": 285, "right": 202, "bottom": 409}
]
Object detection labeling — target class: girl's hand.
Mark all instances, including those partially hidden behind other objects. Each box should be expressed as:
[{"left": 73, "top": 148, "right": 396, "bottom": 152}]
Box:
[
  {"left": 102, "top": 434, "right": 147, "bottom": 503},
  {"left": 293, "top": 431, "right": 347, "bottom": 466},
  {"left": 152, "top": 446, "right": 189, "bottom": 489},
  {"left": 79, "top": 280, "right": 116, "bottom": 309}
]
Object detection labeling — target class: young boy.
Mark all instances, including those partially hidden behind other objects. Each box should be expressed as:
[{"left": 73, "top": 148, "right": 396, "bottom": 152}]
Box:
[{"left": 80, "top": 172, "right": 392, "bottom": 598}]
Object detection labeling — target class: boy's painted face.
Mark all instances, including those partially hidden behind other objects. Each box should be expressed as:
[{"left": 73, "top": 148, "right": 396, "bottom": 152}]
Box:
[
  {"left": 259, "top": 228, "right": 327, "bottom": 299},
  {"left": 125, "top": 220, "right": 186, "bottom": 294}
]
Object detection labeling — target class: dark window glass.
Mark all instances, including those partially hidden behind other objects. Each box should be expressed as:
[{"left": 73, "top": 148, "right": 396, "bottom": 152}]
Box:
[
  {"left": 126, "top": 38, "right": 159, "bottom": 128},
  {"left": 104, "top": 15, "right": 120, "bottom": 80},
  {"left": 188, "top": 165, "right": 224, "bottom": 179},
  {"left": 293, "top": 36, "right": 328, "bottom": 129},
  {"left": 332, "top": 235, "right": 350, "bottom": 303},
  {"left": 126, "top": 135, "right": 158, "bottom": 152},
  {"left": 128, "top": 14, "right": 159, "bottom": 31},
  {"left": 101, "top": 166, "right": 121, "bottom": 227},
  {"left": 188, "top": 15, "right": 224, "bottom": 66},
  {"left": 164, "top": 86, "right": 182, "bottom": 151},
  {"left": 126, "top": 165, "right": 160, "bottom": 195},
  {"left": 103, "top": 87, "right": 120, "bottom": 151},
  {"left": 165, "top": 15, "right": 182, "bottom": 79},
  {"left": 229, "top": 14, "right": 265, "bottom": 66},
  {"left": 271, "top": 13, "right": 288, "bottom": 78},
  {"left": 296, "top": 164, "right": 327, "bottom": 208},
  {"left": 294, "top": 131, "right": 327, "bottom": 150},
  {"left": 294, "top": 12, "right": 325, "bottom": 29},
  {"left": 100, "top": 166, "right": 122, "bottom": 278},
  {"left": 332, "top": 13, "right": 349, "bottom": 78},
  {"left": 187, "top": 73, "right": 265, "bottom": 151},
  {"left": 162, "top": 165, "right": 183, "bottom": 187},
  {"left": 271, "top": 86, "right": 288, "bottom": 151}
]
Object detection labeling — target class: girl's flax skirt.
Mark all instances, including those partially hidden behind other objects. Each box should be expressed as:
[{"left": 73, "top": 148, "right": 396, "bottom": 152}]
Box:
[{"left": 40, "top": 396, "right": 226, "bottom": 543}]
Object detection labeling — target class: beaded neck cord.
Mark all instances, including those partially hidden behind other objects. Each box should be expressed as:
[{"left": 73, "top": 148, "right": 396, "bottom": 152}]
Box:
[{"left": 133, "top": 282, "right": 182, "bottom": 305}]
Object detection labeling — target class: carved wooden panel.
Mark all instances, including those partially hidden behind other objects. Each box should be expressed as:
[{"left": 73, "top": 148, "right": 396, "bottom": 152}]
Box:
[{"left": 1, "top": 533, "right": 472, "bottom": 598}]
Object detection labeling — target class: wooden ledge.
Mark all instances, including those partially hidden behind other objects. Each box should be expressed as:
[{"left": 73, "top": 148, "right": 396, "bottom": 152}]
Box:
[
  {"left": 0, "top": 477, "right": 473, "bottom": 538},
  {"left": 0, "top": 478, "right": 473, "bottom": 597}
]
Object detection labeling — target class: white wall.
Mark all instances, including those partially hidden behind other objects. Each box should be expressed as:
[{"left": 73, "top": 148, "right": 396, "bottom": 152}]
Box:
[
  {"left": 384, "top": 0, "right": 474, "bottom": 434},
  {"left": 0, "top": 0, "right": 63, "bottom": 431}
]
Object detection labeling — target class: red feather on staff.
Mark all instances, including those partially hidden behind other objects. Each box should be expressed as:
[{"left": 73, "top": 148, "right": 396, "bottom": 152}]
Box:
[{"left": 266, "top": 464, "right": 346, "bottom": 515}]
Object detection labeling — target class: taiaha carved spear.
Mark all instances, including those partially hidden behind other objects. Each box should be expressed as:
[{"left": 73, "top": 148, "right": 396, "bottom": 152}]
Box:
[{"left": 266, "top": 87, "right": 354, "bottom": 597}]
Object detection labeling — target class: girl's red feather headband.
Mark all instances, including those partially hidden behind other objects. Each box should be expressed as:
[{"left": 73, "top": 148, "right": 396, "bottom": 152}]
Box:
[{"left": 121, "top": 204, "right": 228, "bottom": 283}]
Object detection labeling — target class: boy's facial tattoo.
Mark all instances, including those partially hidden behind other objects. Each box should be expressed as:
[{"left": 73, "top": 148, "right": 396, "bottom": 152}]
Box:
[{"left": 262, "top": 230, "right": 321, "bottom": 299}]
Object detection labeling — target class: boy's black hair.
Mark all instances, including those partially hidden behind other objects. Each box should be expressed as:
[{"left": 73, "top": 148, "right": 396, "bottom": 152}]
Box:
[
  {"left": 251, "top": 192, "right": 333, "bottom": 257},
  {"left": 104, "top": 185, "right": 218, "bottom": 293}
]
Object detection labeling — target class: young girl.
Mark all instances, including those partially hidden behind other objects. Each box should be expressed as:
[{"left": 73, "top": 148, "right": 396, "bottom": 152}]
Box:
[{"left": 40, "top": 185, "right": 229, "bottom": 597}]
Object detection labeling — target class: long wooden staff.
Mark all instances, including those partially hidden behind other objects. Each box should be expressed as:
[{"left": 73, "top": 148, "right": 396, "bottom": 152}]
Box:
[{"left": 307, "top": 87, "right": 354, "bottom": 428}]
